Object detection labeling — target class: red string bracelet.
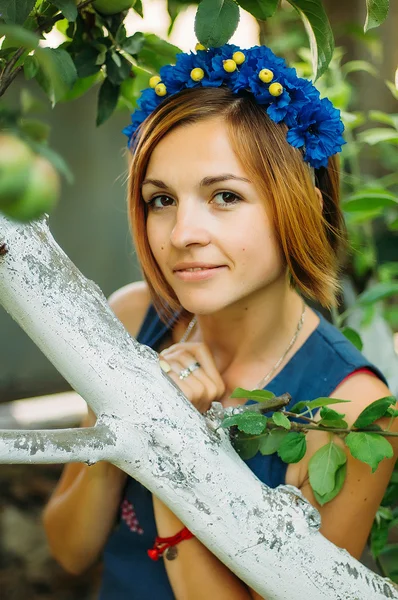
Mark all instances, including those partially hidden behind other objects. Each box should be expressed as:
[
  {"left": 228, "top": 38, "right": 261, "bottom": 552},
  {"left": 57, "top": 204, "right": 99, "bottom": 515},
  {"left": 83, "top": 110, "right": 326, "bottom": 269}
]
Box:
[{"left": 148, "top": 526, "right": 194, "bottom": 561}]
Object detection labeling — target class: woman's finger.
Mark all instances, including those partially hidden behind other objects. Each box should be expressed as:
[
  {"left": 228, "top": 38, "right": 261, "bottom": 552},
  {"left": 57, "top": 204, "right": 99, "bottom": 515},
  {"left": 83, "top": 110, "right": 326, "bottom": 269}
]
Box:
[{"left": 160, "top": 343, "right": 225, "bottom": 397}]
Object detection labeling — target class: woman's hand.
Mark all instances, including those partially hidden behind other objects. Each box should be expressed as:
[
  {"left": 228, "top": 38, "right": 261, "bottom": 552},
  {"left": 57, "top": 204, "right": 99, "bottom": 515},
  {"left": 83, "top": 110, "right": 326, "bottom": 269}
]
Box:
[{"left": 159, "top": 342, "right": 225, "bottom": 413}]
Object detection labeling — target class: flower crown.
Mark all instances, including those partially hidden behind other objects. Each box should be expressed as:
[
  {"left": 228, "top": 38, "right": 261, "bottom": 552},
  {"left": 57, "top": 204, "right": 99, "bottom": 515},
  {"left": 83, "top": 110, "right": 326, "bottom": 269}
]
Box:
[{"left": 123, "top": 43, "right": 345, "bottom": 169}]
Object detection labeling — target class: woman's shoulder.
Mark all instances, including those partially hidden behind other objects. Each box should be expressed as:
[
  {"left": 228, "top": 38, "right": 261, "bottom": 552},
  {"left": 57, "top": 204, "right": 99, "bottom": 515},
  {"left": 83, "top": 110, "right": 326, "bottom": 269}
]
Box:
[
  {"left": 313, "top": 312, "right": 381, "bottom": 372},
  {"left": 108, "top": 280, "right": 151, "bottom": 338}
]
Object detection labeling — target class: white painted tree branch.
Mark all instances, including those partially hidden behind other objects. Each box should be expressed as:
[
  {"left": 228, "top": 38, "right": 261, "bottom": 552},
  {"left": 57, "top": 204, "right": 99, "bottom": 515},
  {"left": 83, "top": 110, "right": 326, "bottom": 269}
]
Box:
[
  {"left": 0, "top": 424, "right": 116, "bottom": 464},
  {"left": 0, "top": 215, "right": 397, "bottom": 600}
]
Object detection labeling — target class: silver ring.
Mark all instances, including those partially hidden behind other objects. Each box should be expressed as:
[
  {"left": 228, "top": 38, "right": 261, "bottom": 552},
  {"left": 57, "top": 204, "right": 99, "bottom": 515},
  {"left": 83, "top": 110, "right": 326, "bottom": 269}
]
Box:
[{"left": 179, "top": 361, "right": 201, "bottom": 380}]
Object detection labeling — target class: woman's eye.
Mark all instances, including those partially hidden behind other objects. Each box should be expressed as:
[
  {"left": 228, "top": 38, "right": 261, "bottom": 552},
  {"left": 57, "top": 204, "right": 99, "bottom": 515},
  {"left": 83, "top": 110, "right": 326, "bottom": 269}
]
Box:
[
  {"left": 147, "top": 195, "right": 175, "bottom": 209},
  {"left": 212, "top": 191, "right": 241, "bottom": 207}
]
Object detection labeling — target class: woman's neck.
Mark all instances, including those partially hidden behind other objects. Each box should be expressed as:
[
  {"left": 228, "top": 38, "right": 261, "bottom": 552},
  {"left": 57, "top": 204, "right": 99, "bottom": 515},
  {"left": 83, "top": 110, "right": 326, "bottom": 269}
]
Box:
[{"left": 188, "top": 284, "right": 306, "bottom": 376}]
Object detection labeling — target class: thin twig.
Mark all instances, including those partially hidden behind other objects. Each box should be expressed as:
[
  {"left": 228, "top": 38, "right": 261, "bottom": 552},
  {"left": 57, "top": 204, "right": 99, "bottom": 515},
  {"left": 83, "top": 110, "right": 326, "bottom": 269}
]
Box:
[
  {"left": 284, "top": 410, "right": 318, "bottom": 425},
  {"left": 241, "top": 393, "right": 291, "bottom": 414},
  {"left": 291, "top": 423, "right": 398, "bottom": 438},
  {"left": 78, "top": 0, "right": 96, "bottom": 8},
  {"left": 235, "top": 420, "right": 398, "bottom": 441}
]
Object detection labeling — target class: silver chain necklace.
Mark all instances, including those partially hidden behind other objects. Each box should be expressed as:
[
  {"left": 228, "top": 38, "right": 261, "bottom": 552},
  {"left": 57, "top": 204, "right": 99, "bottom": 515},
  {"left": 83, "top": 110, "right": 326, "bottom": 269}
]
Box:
[{"left": 179, "top": 302, "right": 306, "bottom": 388}]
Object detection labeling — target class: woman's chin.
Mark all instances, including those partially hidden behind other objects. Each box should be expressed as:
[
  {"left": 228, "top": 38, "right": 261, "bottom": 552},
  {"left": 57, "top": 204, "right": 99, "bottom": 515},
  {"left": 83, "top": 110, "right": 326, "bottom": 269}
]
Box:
[{"left": 178, "top": 299, "right": 230, "bottom": 316}]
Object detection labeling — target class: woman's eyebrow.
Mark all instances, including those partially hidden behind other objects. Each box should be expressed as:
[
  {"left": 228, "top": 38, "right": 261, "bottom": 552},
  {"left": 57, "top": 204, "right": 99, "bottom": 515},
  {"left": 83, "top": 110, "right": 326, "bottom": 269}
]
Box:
[
  {"left": 200, "top": 174, "right": 252, "bottom": 186},
  {"left": 141, "top": 174, "right": 251, "bottom": 188}
]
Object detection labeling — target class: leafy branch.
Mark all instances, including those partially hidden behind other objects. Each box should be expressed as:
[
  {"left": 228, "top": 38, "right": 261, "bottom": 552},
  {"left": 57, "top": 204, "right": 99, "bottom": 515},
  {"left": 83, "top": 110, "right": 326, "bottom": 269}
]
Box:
[
  {"left": 0, "top": 2, "right": 95, "bottom": 97},
  {"left": 216, "top": 388, "right": 397, "bottom": 506}
]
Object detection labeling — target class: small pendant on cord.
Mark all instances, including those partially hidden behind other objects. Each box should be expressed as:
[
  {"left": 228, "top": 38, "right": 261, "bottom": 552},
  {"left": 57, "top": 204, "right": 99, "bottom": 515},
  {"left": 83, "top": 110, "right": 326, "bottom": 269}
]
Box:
[{"left": 165, "top": 545, "right": 178, "bottom": 560}]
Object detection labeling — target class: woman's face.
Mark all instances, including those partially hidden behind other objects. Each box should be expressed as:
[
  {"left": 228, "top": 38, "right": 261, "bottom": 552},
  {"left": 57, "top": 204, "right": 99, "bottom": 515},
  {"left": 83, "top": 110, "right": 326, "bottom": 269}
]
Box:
[{"left": 142, "top": 118, "right": 286, "bottom": 315}]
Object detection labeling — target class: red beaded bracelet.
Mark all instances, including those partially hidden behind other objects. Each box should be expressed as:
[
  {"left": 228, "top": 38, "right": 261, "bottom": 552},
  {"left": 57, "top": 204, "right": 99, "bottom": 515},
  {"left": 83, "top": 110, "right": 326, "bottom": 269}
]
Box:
[{"left": 147, "top": 526, "right": 194, "bottom": 561}]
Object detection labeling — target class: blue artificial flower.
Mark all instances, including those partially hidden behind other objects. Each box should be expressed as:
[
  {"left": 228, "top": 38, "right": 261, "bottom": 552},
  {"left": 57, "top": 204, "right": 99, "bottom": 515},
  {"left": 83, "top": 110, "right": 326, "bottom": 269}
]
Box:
[
  {"left": 267, "top": 89, "right": 291, "bottom": 123},
  {"left": 122, "top": 43, "right": 345, "bottom": 167},
  {"left": 138, "top": 87, "right": 161, "bottom": 112},
  {"left": 286, "top": 98, "right": 346, "bottom": 168}
]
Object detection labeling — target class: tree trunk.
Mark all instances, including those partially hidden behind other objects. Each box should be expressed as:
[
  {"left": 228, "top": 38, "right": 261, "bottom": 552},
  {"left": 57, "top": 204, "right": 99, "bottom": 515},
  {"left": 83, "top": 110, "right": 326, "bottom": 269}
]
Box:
[{"left": 0, "top": 215, "right": 397, "bottom": 600}]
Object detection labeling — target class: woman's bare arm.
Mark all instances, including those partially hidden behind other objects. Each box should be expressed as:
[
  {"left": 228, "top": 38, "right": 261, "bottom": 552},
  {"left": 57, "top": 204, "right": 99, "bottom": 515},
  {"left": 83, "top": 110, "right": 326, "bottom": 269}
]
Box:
[{"left": 42, "top": 281, "right": 150, "bottom": 574}]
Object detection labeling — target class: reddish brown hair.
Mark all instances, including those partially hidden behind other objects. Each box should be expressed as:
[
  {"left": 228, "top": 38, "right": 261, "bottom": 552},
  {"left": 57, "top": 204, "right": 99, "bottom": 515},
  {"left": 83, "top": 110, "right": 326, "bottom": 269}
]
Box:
[{"left": 127, "top": 86, "right": 345, "bottom": 320}]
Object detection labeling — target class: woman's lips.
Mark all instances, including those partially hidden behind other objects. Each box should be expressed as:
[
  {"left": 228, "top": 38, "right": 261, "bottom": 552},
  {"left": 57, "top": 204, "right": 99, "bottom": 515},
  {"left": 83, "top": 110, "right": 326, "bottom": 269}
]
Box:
[{"left": 173, "top": 266, "right": 226, "bottom": 281}]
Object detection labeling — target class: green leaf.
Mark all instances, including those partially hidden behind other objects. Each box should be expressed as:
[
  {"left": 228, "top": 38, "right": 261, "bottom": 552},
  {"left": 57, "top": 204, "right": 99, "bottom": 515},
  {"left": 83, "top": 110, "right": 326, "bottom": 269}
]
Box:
[
  {"left": 388, "top": 217, "right": 398, "bottom": 231},
  {"left": 233, "top": 433, "right": 260, "bottom": 459},
  {"left": 237, "top": 0, "right": 278, "bottom": 20},
  {"left": 62, "top": 72, "right": 103, "bottom": 102},
  {"left": 139, "top": 34, "right": 181, "bottom": 72},
  {"left": 97, "top": 78, "right": 120, "bottom": 126},
  {"left": 23, "top": 54, "right": 39, "bottom": 80},
  {"left": 353, "top": 397, "right": 396, "bottom": 428},
  {"left": 0, "top": 24, "right": 39, "bottom": 50},
  {"left": 35, "top": 46, "right": 78, "bottom": 104},
  {"left": 51, "top": 0, "right": 78, "bottom": 21},
  {"left": 286, "top": 0, "right": 334, "bottom": 80},
  {"left": 341, "top": 327, "right": 363, "bottom": 351},
  {"left": 358, "top": 282, "right": 398, "bottom": 306},
  {"left": 122, "top": 32, "right": 145, "bottom": 55},
  {"left": 105, "top": 51, "right": 131, "bottom": 85},
  {"left": 28, "top": 140, "right": 74, "bottom": 184},
  {"left": 0, "top": 0, "right": 36, "bottom": 24},
  {"left": 221, "top": 412, "right": 268, "bottom": 435},
  {"left": 277, "top": 432, "right": 307, "bottom": 463},
  {"left": 368, "top": 110, "right": 398, "bottom": 129},
  {"left": 313, "top": 462, "right": 347, "bottom": 506},
  {"left": 20, "top": 88, "right": 46, "bottom": 114},
  {"left": 320, "top": 407, "right": 346, "bottom": 420},
  {"left": 318, "top": 406, "right": 348, "bottom": 429},
  {"left": 231, "top": 387, "right": 275, "bottom": 402},
  {"left": 74, "top": 47, "right": 103, "bottom": 78},
  {"left": 358, "top": 128, "right": 398, "bottom": 145},
  {"left": 387, "top": 407, "right": 398, "bottom": 418},
  {"left": 364, "top": 0, "right": 389, "bottom": 32},
  {"left": 19, "top": 118, "right": 50, "bottom": 142},
  {"left": 259, "top": 429, "right": 289, "bottom": 455},
  {"left": 385, "top": 80, "right": 398, "bottom": 101},
  {"left": 378, "top": 544, "right": 398, "bottom": 582},
  {"left": 342, "top": 60, "right": 378, "bottom": 78},
  {"left": 272, "top": 412, "right": 291, "bottom": 430},
  {"left": 371, "top": 518, "right": 391, "bottom": 558},
  {"left": 195, "top": 0, "right": 240, "bottom": 48},
  {"left": 343, "top": 192, "right": 398, "bottom": 212},
  {"left": 309, "top": 441, "right": 347, "bottom": 496},
  {"left": 133, "top": 0, "right": 143, "bottom": 17},
  {"left": 290, "top": 397, "right": 351, "bottom": 414},
  {"left": 345, "top": 432, "right": 393, "bottom": 472}
]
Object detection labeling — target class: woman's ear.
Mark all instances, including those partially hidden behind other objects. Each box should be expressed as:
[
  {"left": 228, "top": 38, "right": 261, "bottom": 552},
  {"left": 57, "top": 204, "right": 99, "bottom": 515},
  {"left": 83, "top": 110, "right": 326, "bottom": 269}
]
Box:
[{"left": 315, "top": 187, "right": 323, "bottom": 211}]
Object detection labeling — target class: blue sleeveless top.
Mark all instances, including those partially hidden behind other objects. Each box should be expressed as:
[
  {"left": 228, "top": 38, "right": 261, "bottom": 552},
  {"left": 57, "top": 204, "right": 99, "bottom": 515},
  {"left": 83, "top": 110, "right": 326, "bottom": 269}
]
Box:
[{"left": 99, "top": 306, "right": 386, "bottom": 599}]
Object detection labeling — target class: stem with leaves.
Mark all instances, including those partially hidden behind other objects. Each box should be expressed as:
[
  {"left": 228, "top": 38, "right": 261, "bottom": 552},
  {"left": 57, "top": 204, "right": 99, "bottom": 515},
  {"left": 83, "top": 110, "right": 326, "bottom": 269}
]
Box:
[{"left": 0, "top": 1, "right": 95, "bottom": 98}]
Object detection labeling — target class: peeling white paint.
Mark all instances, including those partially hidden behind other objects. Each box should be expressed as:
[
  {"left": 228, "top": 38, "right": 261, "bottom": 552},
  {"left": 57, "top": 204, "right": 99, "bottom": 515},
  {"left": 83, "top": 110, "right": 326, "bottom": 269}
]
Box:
[{"left": 0, "top": 215, "right": 397, "bottom": 599}]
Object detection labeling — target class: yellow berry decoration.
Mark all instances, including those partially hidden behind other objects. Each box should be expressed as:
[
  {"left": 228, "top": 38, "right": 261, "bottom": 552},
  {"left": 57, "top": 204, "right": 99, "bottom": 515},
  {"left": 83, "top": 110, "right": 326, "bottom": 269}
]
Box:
[
  {"left": 269, "top": 82, "right": 284, "bottom": 97},
  {"left": 155, "top": 83, "right": 167, "bottom": 97},
  {"left": 259, "top": 69, "right": 274, "bottom": 83},
  {"left": 195, "top": 43, "right": 206, "bottom": 51},
  {"left": 190, "top": 68, "right": 205, "bottom": 82},
  {"left": 149, "top": 75, "right": 161, "bottom": 89},
  {"left": 232, "top": 51, "right": 245, "bottom": 65},
  {"left": 223, "top": 59, "right": 237, "bottom": 73}
]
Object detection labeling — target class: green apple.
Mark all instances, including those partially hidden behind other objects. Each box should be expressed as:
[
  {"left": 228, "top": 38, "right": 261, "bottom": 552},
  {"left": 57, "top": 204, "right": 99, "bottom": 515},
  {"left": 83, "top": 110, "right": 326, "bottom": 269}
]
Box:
[
  {"left": 93, "top": 0, "right": 136, "bottom": 16},
  {"left": 2, "top": 156, "right": 60, "bottom": 222},
  {"left": 0, "top": 134, "right": 34, "bottom": 208}
]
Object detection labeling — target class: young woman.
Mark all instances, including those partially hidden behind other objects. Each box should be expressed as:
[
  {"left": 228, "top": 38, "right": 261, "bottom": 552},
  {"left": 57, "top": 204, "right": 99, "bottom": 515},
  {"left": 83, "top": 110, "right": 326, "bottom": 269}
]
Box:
[{"left": 43, "top": 44, "right": 398, "bottom": 599}]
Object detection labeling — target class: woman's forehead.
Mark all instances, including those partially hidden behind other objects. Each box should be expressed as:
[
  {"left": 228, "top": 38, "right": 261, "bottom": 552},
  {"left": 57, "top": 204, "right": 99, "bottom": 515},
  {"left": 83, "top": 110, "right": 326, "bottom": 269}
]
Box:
[{"left": 145, "top": 119, "right": 248, "bottom": 181}]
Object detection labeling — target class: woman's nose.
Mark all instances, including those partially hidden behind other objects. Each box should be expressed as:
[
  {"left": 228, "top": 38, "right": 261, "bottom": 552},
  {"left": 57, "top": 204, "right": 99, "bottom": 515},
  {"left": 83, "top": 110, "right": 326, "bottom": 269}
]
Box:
[{"left": 170, "top": 205, "right": 211, "bottom": 249}]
